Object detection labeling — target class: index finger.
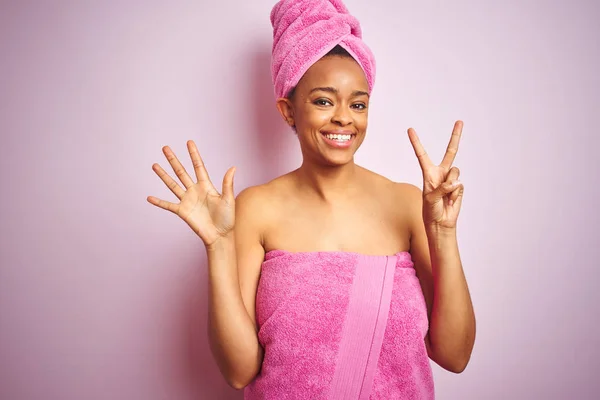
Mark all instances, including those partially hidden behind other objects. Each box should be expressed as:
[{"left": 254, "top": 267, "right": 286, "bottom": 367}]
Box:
[
  {"left": 187, "top": 140, "right": 213, "bottom": 185},
  {"left": 440, "top": 120, "right": 463, "bottom": 169},
  {"left": 162, "top": 145, "right": 196, "bottom": 189},
  {"left": 408, "top": 127, "right": 433, "bottom": 171}
]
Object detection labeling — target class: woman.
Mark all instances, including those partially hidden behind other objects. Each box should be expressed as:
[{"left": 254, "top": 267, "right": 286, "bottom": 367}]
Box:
[{"left": 148, "top": 0, "right": 475, "bottom": 398}]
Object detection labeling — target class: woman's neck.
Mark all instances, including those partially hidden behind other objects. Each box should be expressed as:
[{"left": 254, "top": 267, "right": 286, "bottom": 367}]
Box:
[{"left": 295, "top": 160, "right": 362, "bottom": 202}]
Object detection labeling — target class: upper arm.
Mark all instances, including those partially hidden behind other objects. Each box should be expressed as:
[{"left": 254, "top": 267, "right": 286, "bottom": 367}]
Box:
[
  {"left": 234, "top": 186, "right": 266, "bottom": 329},
  {"left": 402, "top": 183, "right": 435, "bottom": 355}
]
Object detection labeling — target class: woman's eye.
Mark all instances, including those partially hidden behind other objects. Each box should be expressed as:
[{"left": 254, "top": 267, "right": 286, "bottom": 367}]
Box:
[
  {"left": 352, "top": 103, "right": 367, "bottom": 110},
  {"left": 314, "top": 99, "right": 332, "bottom": 106}
]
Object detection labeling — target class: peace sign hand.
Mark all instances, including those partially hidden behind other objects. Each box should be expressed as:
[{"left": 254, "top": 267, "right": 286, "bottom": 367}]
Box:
[
  {"left": 408, "top": 120, "right": 465, "bottom": 230},
  {"left": 147, "top": 140, "right": 236, "bottom": 248}
]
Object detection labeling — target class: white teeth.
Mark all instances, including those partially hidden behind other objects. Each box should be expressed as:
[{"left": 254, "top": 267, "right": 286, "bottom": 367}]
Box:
[{"left": 325, "top": 134, "right": 351, "bottom": 141}]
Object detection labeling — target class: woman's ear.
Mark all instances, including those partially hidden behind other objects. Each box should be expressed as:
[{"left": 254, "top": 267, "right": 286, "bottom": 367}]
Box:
[{"left": 275, "top": 97, "right": 295, "bottom": 128}]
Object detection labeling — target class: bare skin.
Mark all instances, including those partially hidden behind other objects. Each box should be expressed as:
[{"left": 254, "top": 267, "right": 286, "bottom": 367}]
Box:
[
  {"left": 148, "top": 55, "right": 476, "bottom": 389},
  {"left": 250, "top": 168, "right": 411, "bottom": 255}
]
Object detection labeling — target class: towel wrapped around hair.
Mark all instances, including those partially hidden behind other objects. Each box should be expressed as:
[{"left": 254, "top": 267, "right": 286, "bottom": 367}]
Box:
[{"left": 270, "top": 0, "right": 376, "bottom": 100}]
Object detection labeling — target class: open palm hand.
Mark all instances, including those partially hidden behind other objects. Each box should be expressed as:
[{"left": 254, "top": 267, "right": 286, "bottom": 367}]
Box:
[{"left": 147, "top": 140, "right": 236, "bottom": 247}]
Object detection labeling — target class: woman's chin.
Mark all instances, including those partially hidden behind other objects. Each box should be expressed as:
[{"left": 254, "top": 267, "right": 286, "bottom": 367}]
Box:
[
  {"left": 300, "top": 139, "right": 361, "bottom": 167},
  {"left": 320, "top": 151, "right": 356, "bottom": 167}
]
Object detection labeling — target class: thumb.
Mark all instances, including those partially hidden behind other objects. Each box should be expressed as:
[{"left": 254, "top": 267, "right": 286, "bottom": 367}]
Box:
[
  {"left": 221, "top": 166, "right": 236, "bottom": 202},
  {"left": 427, "top": 180, "right": 461, "bottom": 203}
]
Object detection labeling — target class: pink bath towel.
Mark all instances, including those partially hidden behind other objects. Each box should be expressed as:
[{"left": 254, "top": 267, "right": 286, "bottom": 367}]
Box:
[
  {"left": 244, "top": 250, "right": 435, "bottom": 399},
  {"left": 270, "top": 0, "right": 376, "bottom": 100}
]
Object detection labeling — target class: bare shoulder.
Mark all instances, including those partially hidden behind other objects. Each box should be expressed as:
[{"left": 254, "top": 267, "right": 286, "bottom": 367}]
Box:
[
  {"left": 235, "top": 183, "right": 269, "bottom": 211},
  {"left": 391, "top": 181, "right": 423, "bottom": 219},
  {"left": 392, "top": 181, "right": 422, "bottom": 203},
  {"left": 236, "top": 173, "right": 293, "bottom": 208},
  {"left": 235, "top": 173, "right": 294, "bottom": 235},
  {"left": 358, "top": 166, "right": 422, "bottom": 202},
  {"left": 357, "top": 167, "right": 424, "bottom": 237}
]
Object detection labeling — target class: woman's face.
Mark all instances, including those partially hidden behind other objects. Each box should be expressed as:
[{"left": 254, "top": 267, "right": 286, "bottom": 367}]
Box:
[{"left": 278, "top": 55, "right": 370, "bottom": 167}]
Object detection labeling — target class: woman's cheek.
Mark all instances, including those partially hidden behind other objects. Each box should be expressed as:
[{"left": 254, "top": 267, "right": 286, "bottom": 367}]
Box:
[
  {"left": 350, "top": 112, "right": 365, "bottom": 129},
  {"left": 310, "top": 110, "right": 332, "bottom": 125}
]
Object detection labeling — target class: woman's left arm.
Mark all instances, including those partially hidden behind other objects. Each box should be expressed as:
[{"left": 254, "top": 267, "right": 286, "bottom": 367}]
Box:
[{"left": 405, "top": 120, "right": 476, "bottom": 373}]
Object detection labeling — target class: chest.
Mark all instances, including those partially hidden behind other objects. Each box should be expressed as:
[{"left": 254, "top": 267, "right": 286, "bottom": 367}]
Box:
[{"left": 263, "top": 197, "right": 411, "bottom": 254}]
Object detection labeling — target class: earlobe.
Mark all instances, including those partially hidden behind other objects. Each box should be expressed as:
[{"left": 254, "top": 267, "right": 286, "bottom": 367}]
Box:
[{"left": 275, "top": 97, "right": 295, "bottom": 127}]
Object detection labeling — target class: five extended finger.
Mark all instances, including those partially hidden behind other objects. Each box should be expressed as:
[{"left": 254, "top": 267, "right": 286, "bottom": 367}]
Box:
[
  {"left": 221, "top": 166, "right": 236, "bottom": 204},
  {"left": 187, "top": 140, "right": 213, "bottom": 187},
  {"left": 152, "top": 163, "right": 186, "bottom": 199},
  {"left": 163, "top": 145, "right": 196, "bottom": 189},
  {"left": 146, "top": 195, "right": 179, "bottom": 214}
]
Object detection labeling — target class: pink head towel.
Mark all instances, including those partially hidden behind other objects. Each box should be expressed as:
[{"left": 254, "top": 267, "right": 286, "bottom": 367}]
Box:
[{"left": 270, "top": 0, "right": 376, "bottom": 100}]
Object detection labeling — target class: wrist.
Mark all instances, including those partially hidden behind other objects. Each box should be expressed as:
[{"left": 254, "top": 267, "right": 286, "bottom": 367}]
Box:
[
  {"left": 425, "top": 224, "right": 457, "bottom": 239},
  {"left": 205, "top": 231, "right": 235, "bottom": 253}
]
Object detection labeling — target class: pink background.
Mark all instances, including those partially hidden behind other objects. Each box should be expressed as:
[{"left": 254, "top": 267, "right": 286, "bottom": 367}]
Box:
[{"left": 1, "top": 1, "right": 598, "bottom": 399}]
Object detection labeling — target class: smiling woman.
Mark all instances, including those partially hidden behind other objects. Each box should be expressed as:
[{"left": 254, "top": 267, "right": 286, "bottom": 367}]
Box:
[{"left": 147, "top": 0, "right": 476, "bottom": 398}]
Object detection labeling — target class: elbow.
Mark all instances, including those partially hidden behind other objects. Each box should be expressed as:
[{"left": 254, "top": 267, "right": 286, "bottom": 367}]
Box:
[
  {"left": 209, "top": 337, "right": 263, "bottom": 390},
  {"left": 440, "top": 350, "right": 473, "bottom": 374},
  {"left": 225, "top": 371, "right": 256, "bottom": 390},
  {"left": 428, "top": 330, "right": 476, "bottom": 374},
  {"left": 224, "top": 363, "right": 262, "bottom": 390},
  {"left": 431, "top": 354, "right": 470, "bottom": 374},
  {"left": 229, "top": 378, "right": 250, "bottom": 391},
  {"left": 447, "top": 357, "right": 470, "bottom": 374},
  {"left": 428, "top": 342, "right": 473, "bottom": 374}
]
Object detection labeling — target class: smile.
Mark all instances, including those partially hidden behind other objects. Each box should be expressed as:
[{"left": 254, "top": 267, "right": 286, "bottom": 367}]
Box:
[
  {"left": 325, "top": 133, "right": 352, "bottom": 142},
  {"left": 320, "top": 131, "right": 356, "bottom": 148}
]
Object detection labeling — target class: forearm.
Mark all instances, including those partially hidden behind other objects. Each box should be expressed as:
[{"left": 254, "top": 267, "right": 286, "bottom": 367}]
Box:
[
  {"left": 206, "top": 235, "right": 262, "bottom": 388},
  {"left": 426, "top": 226, "right": 476, "bottom": 372}
]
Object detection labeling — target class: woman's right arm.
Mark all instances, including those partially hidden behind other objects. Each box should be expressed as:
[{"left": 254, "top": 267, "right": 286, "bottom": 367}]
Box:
[
  {"left": 206, "top": 186, "right": 265, "bottom": 389},
  {"left": 147, "top": 141, "right": 264, "bottom": 389}
]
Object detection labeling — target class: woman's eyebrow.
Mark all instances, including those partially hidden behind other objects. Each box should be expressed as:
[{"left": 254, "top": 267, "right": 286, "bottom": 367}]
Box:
[
  {"left": 351, "top": 90, "right": 369, "bottom": 97},
  {"left": 309, "top": 86, "right": 337, "bottom": 94},
  {"left": 309, "top": 87, "right": 369, "bottom": 97}
]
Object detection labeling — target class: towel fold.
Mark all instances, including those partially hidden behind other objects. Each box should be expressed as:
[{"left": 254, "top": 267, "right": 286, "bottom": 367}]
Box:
[
  {"left": 244, "top": 250, "right": 435, "bottom": 400},
  {"left": 270, "top": 0, "right": 376, "bottom": 100}
]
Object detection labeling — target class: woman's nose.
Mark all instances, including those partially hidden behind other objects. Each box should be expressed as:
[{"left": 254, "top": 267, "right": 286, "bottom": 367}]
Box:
[{"left": 331, "top": 105, "right": 352, "bottom": 126}]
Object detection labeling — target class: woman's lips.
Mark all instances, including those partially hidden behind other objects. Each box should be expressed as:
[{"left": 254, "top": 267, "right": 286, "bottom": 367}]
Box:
[{"left": 320, "top": 131, "right": 356, "bottom": 149}]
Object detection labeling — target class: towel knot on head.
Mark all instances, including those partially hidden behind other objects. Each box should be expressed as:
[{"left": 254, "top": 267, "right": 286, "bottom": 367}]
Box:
[{"left": 270, "top": 0, "right": 376, "bottom": 100}]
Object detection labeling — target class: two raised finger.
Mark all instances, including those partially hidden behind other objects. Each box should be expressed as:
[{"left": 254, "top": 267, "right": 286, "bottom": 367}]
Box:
[
  {"left": 440, "top": 121, "right": 463, "bottom": 170},
  {"left": 408, "top": 121, "right": 463, "bottom": 171},
  {"left": 407, "top": 127, "right": 433, "bottom": 171}
]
